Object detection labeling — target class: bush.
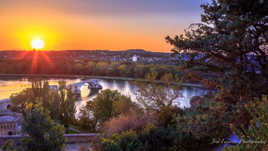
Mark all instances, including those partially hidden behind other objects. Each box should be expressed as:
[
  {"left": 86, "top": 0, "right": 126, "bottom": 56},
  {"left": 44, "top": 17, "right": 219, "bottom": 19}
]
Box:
[
  {"left": 95, "top": 87, "right": 233, "bottom": 151},
  {"left": 94, "top": 91, "right": 240, "bottom": 151},
  {"left": 102, "top": 130, "right": 139, "bottom": 151},
  {"left": 137, "top": 125, "right": 179, "bottom": 151},
  {"left": 97, "top": 125, "right": 180, "bottom": 151},
  {"left": 78, "top": 89, "right": 141, "bottom": 132},
  {"left": 1, "top": 140, "right": 18, "bottom": 151},
  {"left": 178, "top": 97, "right": 232, "bottom": 140},
  {"left": 223, "top": 96, "right": 268, "bottom": 151},
  {"left": 102, "top": 111, "right": 155, "bottom": 136},
  {"left": 78, "top": 146, "right": 91, "bottom": 151},
  {"left": 176, "top": 97, "right": 233, "bottom": 151},
  {"left": 135, "top": 72, "right": 183, "bottom": 127}
]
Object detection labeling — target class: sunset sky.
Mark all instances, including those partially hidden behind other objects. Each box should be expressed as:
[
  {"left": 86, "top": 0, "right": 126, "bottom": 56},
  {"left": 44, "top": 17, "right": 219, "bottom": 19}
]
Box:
[{"left": 0, "top": 0, "right": 205, "bottom": 52}]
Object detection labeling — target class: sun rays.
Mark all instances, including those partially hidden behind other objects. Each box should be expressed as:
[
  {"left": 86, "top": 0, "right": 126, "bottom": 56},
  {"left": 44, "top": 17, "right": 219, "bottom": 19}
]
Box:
[
  {"left": 31, "top": 39, "right": 45, "bottom": 50},
  {"left": 13, "top": 51, "right": 55, "bottom": 74}
]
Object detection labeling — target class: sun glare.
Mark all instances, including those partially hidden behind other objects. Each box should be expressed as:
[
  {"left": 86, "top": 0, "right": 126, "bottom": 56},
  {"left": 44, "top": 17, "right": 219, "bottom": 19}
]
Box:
[{"left": 31, "top": 39, "right": 44, "bottom": 50}]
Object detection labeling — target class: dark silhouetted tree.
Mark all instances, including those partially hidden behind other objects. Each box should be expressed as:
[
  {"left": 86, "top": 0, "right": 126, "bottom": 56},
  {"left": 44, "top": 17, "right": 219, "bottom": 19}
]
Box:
[
  {"left": 166, "top": 0, "right": 268, "bottom": 102},
  {"left": 22, "top": 108, "right": 66, "bottom": 151}
]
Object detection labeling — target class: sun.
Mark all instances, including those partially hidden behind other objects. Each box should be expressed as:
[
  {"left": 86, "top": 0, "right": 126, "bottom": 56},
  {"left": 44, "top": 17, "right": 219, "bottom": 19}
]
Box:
[{"left": 31, "top": 39, "right": 44, "bottom": 50}]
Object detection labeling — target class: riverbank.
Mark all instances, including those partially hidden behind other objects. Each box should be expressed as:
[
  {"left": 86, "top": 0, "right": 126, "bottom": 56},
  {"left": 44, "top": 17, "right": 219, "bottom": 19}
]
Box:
[{"left": 0, "top": 74, "right": 204, "bottom": 88}]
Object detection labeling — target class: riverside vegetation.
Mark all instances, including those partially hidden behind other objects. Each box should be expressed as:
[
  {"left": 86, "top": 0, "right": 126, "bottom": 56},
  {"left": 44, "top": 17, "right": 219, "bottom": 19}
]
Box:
[
  {"left": 2, "top": 0, "right": 268, "bottom": 151},
  {"left": 93, "top": 0, "right": 268, "bottom": 150},
  {"left": 0, "top": 51, "right": 180, "bottom": 81}
]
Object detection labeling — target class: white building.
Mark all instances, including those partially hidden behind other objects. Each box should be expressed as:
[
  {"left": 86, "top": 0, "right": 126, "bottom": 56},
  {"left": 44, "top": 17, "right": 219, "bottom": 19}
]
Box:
[
  {"left": 0, "top": 99, "right": 22, "bottom": 136},
  {"left": 132, "top": 55, "right": 138, "bottom": 62}
]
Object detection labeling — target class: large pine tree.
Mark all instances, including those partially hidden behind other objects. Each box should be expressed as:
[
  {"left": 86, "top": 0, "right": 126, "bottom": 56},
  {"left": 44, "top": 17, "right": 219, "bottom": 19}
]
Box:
[{"left": 166, "top": 0, "right": 268, "bottom": 102}]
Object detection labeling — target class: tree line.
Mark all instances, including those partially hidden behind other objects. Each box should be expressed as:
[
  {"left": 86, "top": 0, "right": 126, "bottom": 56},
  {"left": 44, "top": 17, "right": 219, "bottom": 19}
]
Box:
[{"left": 0, "top": 55, "right": 182, "bottom": 80}]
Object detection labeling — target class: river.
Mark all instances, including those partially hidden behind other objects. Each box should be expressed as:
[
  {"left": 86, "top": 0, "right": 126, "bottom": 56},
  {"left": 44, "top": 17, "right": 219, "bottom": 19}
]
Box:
[{"left": 0, "top": 77, "right": 208, "bottom": 116}]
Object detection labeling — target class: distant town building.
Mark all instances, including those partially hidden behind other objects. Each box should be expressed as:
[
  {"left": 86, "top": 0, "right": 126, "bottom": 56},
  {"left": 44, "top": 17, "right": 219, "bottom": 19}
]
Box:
[
  {"left": 132, "top": 55, "right": 138, "bottom": 62},
  {"left": 0, "top": 115, "right": 21, "bottom": 136},
  {"left": 0, "top": 99, "right": 22, "bottom": 136}
]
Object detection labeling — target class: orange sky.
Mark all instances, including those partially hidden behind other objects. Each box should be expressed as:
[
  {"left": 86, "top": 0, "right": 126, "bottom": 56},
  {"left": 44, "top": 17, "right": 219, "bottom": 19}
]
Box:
[{"left": 0, "top": 0, "right": 202, "bottom": 52}]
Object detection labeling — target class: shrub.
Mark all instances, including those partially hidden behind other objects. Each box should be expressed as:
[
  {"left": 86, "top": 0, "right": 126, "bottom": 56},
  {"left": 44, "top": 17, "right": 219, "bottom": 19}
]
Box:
[
  {"left": 78, "top": 90, "right": 141, "bottom": 132},
  {"left": 94, "top": 96, "right": 234, "bottom": 151},
  {"left": 135, "top": 72, "right": 184, "bottom": 127},
  {"left": 137, "top": 125, "right": 179, "bottom": 151},
  {"left": 1, "top": 140, "right": 18, "bottom": 151},
  {"left": 78, "top": 146, "right": 91, "bottom": 151},
  {"left": 223, "top": 96, "right": 268, "bottom": 151},
  {"left": 102, "top": 111, "right": 155, "bottom": 136},
  {"left": 102, "top": 130, "right": 139, "bottom": 151},
  {"left": 178, "top": 97, "right": 232, "bottom": 140},
  {"left": 97, "top": 125, "right": 180, "bottom": 151}
]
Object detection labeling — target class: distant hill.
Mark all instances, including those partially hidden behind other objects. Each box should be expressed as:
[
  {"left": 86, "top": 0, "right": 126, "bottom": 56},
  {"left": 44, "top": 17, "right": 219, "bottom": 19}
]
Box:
[
  {"left": 125, "top": 49, "right": 147, "bottom": 53},
  {"left": 0, "top": 49, "right": 174, "bottom": 65}
]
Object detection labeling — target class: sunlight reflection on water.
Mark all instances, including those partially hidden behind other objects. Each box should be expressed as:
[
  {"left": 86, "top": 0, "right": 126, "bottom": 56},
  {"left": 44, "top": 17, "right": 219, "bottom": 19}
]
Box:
[{"left": 0, "top": 78, "right": 207, "bottom": 118}]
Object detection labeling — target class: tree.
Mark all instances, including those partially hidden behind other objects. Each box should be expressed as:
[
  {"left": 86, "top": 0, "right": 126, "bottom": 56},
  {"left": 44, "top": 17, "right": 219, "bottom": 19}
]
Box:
[
  {"left": 118, "top": 64, "right": 128, "bottom": 77},
  {"left": 10, "top": 80, "right": 76, "bottom": 131},
  {"left": 87, "top": 61, "right": 97, "bottom": 75},
  {"left": 223, "top": 96, "right": 268, "bottom": 151},
  {"left": 134, "top": 64, "right": 146, "bottom": 78},
  {"left": 135, "top": 72, "right": 183, "bottom": 127},
  {"left": 166, "top": 0, "right": 268, "bottom": 102},
  {"left": 106, "top": 62, "right": 120, "bottom": 76},
  {"left": 78, "top": 90, "right": 140, "bottom": 132},
  {"left": 135, "top": 72, "right": 182, "bottom": 112},
  {"left": 1, "top": 140, "right": 18, "bottom": 151},
  {"left": 96, "top": 62, "right": 109, "bottom": 76},
  {"left": 52, "top": 81, "right": 77, "bottom": 130},
  {"left": 22, "top": 108, "right": 66, "bottom": 151}
]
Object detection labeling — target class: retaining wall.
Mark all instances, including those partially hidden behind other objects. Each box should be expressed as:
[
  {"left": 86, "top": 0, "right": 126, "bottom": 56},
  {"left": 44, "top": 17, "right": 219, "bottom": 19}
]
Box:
[{"left": 0, "top": 133, "right": 99, "bottom": 146}]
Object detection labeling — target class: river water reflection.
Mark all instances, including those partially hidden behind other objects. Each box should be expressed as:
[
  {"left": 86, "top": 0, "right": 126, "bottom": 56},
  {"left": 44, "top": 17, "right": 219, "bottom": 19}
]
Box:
[{"left": 0, "top": 78, "right": 208, "bottom": 117}]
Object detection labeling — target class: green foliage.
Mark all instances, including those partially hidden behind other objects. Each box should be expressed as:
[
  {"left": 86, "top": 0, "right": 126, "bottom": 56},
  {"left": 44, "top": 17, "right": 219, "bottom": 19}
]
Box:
[
  {"left": 112, "top": 96, "right": 142, "bottom": 116},
  {"left": 98, "top": 125, "right": 180, "bottom": 151},
  {"left": 135, "top": 72, "right": 183, "bottom": 127},
  {"left": 95, "top": 104, "right": 228, "bottom": 151},
  {"left": 0, "top": 50, "right": 180, "bottom": 80},
  {"left": 10, "top": 80, "right": 76, "bottom": 131},
  {"left": 1, "top": 140, "right": 18, "bottom": 151},
  {"left": 180, "top": 98, "right": 232, "bottom": 142},
  {"left": 166, "top": 1, "right": 268, "bottom": 149},
  {"left": 97, "top": 122, "right": 219, "bottom": 151},
  {"left": 95, "top": 85, "right": 232, "bottom": 151},
  {"left": 223, "top": 96, "right": 268, "bottom": 151},
  {"left": 136, "top": 72, "right": 182, "bottom": 111},
  {"left": 78, "top": 89, "right": 140, "bottom": 132},
  {"left": 102, "top": 130, "right": 138, "bottom": 151},
  {"left": 137, "top": 125, "right": 179, "bottom": 151},
  {"left": 22, "top": 108, "right": 66, "bottom": 151},
  {"left": 96, "top": 62, "right": 109, "bottom": 75},
  {"left": 166, "top": 0, "right": 268, "bottom": 102}
]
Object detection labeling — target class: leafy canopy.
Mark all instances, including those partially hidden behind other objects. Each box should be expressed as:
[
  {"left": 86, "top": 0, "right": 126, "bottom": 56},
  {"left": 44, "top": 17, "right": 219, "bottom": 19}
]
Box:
[
  {"left": 166, "top": 0, "right": 268, "bottom": 102},
  {"left": 22, "top": 108, "right": 66, "bottom": 151},
  {"left": 10, "top": 80, "right": 76, "bottom": 130},
  {"left": 79, "top": 89, "right": 141, "bottom": 132}
]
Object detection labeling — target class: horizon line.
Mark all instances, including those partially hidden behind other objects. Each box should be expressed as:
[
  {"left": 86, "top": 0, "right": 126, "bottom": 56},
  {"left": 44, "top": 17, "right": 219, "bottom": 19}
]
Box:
[{"left": 0, "top": 49, "right": 171, "bottom": 53}]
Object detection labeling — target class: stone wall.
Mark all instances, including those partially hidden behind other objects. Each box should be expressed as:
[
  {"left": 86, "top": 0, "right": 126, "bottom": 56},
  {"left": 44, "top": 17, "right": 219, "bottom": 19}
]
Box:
[
  {"left": 0, "top": 133, "right": 99, "bottom": 147},
  {"left": 65, "top": 134, "right": 99, "bottom": 144}
]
